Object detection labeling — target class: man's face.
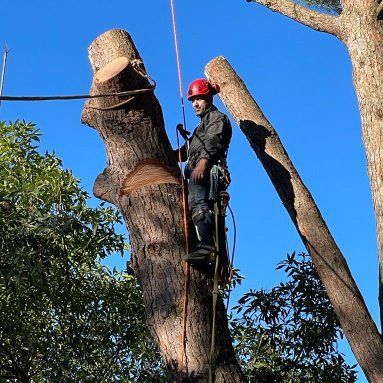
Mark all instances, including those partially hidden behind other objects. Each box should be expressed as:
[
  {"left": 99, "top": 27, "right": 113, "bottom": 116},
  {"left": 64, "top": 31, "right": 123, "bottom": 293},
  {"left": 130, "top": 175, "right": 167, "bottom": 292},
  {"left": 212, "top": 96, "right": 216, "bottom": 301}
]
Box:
[{"left": 191, "top": 96, "right": 213, "bottom": 116}]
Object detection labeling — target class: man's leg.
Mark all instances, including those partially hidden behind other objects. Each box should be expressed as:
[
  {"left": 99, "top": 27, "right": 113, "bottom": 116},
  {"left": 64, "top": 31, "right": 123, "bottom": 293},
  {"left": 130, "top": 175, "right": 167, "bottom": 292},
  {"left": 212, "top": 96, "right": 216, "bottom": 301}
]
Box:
[{"left": 183, "top": 174, "right": 215, "bottom": 263}]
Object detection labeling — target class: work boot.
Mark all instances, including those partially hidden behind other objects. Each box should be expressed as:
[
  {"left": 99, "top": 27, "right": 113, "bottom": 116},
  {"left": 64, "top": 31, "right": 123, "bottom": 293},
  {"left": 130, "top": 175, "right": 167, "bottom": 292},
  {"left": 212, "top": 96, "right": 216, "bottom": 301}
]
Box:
[
  {"left": 183, "top": 209, "right": 216, "bottom": 264},
  {"left": 182, "top": 244, "right": 216, "bottom": 264}
]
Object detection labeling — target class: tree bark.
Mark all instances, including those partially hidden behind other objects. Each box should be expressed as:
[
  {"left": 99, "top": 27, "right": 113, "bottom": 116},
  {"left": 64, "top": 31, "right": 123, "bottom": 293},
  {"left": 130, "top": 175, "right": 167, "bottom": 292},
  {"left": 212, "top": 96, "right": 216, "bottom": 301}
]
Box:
[
  {"left": 205, "top": 56, "right": 383, "bottom": 383},
  {"left": 246, "top": 0, "right": 342, "bottom": 36},
  {"left": 338, "top": 0, "right": 383, "bottom": 333},
  {"left": 81, "top": 29, "right": 243, "bottom": 383},
  {"left": 249, "top": 0, "right": 383, "bottom": 337}
]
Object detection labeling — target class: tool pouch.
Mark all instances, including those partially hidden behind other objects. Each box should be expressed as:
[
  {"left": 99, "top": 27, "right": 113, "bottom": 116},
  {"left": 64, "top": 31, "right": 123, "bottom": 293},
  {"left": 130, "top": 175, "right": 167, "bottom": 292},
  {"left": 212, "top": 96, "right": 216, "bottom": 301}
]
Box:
[{"left": 209, "top": 163, "right": 230, "bottom": 201}]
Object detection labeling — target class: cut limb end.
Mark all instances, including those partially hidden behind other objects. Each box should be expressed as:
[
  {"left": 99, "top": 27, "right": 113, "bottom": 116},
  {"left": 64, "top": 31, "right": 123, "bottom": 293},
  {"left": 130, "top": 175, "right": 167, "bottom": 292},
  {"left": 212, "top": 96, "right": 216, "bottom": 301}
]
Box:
[
  {"left": 120, "top": 159, "right": 180, "bottom": 194},
  {"left": 95, "top": 56, "right": 130, "bottom": 83}
]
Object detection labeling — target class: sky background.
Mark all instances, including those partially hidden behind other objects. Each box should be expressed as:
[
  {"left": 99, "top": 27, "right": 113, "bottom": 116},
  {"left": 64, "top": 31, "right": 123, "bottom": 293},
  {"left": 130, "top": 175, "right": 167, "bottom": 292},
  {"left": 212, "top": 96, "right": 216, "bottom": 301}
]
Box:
[{"left": 0, "top": 1, "right": 375, "bottom": 381}]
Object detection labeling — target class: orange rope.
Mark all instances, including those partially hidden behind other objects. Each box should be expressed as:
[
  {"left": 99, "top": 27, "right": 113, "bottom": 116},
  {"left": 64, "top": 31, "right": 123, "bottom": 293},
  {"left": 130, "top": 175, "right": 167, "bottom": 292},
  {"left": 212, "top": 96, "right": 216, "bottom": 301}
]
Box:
[
  {"left": 170, "top": 0, "right": 190, "bottom": 380},
  {"left": 177, "top": 130, "right": 190, "bottom": 379}
]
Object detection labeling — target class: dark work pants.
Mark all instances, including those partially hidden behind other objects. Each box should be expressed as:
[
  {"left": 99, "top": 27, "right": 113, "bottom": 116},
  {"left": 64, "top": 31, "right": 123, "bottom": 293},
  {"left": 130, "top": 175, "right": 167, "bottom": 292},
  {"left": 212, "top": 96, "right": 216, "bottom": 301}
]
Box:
[
  {"left": 187, "top": 172, "right": 212, "bottom": 218},
  {"left": 187, "top": 171, "right": 215, "bottom": 248}
]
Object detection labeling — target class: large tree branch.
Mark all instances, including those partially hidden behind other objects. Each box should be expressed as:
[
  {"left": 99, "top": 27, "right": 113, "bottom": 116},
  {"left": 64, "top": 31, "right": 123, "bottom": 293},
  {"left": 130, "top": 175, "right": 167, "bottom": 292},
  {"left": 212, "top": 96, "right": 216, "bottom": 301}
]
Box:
[
  {"left": 246, "top": 0, "right": 342, "bottom": 36},
  {"left": 205, "top": 56, "right": 383, "bottom": 383}
]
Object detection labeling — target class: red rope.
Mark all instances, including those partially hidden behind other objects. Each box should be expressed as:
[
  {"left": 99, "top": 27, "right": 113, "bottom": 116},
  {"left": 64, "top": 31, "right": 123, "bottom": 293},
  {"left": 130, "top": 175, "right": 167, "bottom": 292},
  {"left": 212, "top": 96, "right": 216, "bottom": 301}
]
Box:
[
  {"left": 170, "top": 0, "right": 190, "bottom": 380},
  {"left": 170, "top": 0, "right": 188, "bottom": 134},
  {"left": 177, "top": 128, "right": 190, "bottom": 380}
]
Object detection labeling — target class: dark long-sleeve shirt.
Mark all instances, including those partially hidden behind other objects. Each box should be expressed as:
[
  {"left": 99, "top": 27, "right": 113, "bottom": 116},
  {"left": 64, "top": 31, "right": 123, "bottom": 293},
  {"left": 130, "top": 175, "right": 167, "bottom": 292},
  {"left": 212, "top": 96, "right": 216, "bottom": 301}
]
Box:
[{"left": 180, "top": 105, "right": 232, "bottom": 170}]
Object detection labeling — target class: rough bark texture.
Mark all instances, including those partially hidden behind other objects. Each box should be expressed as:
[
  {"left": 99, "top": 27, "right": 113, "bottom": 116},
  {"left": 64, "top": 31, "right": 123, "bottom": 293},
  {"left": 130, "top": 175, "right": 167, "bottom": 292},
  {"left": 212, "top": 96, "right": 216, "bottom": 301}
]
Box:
[
  {"left": 81, "top": 30, "right": 243, "bottom": 383},
  {"left": 249, "top": 0, "right": 383, "bottom": 339},
  {"left": 246, "top": 0, "right": 342, "bottom": 35},
  {"left": 205, "top": 56, "right": 383, "bottom": 383},
  {"left": 338, "top": 0, "right": 383, "bottom": 333}
]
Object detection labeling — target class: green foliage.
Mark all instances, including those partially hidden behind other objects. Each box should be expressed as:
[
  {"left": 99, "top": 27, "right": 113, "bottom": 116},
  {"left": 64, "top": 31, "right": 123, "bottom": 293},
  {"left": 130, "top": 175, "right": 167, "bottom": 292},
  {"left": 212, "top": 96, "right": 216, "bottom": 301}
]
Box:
[
  {"left": 0, "top": 121, "right": 357, "bottom": 382},
  {"left": 0, "top": 121, "right": 166, "bottom": 383},
  {"left": 231, "top": 252, "right": 357, "bottom": 383}
]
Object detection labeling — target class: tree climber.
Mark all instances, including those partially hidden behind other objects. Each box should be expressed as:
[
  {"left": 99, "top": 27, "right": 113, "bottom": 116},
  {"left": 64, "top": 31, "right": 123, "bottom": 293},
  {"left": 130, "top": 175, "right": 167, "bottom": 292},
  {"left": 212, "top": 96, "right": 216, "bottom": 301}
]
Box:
[{"left": 176, "top": 78, "right": 232, "bottom": 264}]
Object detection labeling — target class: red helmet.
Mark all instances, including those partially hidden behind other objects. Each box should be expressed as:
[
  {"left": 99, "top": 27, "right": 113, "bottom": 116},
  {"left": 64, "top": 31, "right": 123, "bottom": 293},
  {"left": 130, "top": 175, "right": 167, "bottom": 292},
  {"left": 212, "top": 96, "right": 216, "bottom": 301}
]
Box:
[{"left": 187, "top": 78, "right": 219, "bottom": 101}]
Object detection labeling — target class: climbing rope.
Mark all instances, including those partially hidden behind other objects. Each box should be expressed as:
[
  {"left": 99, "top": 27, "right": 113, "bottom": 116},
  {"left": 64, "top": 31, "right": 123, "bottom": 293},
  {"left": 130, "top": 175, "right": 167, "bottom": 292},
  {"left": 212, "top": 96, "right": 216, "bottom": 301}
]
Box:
[
  {"left": 225, "top": 204, "right": 237, "bottom": 311},
  {"left": 168, "top": 1, "right": 238, "bottom": 375},
  {"left": 169, "top": 0, "right": 191, "bottom": 380},
  {"left": 209, "top": 202, "right": 222, "bottom": 383},
  {"left": 0, "top": 87, "right": 154, "bottom": 102},
  {"left": 0, "top": 59, "right": 156, "bottom": 107},
  {"left": 175, "top": 125, "right": 190, "bottom": 381}
]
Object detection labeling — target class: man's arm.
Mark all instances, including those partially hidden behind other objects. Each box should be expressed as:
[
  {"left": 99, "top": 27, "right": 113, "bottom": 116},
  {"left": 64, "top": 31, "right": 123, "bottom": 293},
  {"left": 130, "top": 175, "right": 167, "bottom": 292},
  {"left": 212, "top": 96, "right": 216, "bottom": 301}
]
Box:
[
  {"left": 199, "top": 114, "right": 232, "bottom": 164},
  {"left": 191, "top": 114, "right": 232, "bottom": 184},
  {"left": 190, "top": 158, "right": 208, "bottom": 184}
]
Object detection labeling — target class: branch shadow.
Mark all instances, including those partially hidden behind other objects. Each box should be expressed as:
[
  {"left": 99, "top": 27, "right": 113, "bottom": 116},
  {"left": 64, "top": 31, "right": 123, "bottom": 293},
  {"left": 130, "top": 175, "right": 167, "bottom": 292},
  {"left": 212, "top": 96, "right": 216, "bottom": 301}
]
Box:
[{"left": 239, "top": 119, "right": 297, "bottom": 223}]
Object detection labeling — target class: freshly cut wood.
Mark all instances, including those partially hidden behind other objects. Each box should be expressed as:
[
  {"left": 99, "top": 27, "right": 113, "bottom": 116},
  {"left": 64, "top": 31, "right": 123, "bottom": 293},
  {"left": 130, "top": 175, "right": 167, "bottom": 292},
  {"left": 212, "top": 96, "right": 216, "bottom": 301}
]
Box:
[
  {"left": 81, "top": 30, "right": 244, "bottom": 383},
  {"left": 121, "top": 159, "right": 180, "bottom": 194},
  {"left": 205, "top": 56, "right": 383, "bottom": 383},
  {"left": 95, "top": 56, "right": 130, "bottom": 83}
]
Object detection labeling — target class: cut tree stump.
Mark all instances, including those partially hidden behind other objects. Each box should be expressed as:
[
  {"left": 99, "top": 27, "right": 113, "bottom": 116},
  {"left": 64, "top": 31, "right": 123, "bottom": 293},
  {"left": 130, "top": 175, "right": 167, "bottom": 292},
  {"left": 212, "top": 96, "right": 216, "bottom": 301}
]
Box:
[
  {"left": 205, "top": 56, "right": 383, "bottom": 383},
  {"left": 81, "top": 30, "right": 243, "bottom": 383}
]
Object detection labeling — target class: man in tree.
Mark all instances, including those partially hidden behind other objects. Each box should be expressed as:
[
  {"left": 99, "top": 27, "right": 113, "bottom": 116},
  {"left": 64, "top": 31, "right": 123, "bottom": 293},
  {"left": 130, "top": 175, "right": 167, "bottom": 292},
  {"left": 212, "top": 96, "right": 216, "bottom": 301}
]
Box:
[{"left": 177, "top": 78, "right": 232, "bottom": 264}]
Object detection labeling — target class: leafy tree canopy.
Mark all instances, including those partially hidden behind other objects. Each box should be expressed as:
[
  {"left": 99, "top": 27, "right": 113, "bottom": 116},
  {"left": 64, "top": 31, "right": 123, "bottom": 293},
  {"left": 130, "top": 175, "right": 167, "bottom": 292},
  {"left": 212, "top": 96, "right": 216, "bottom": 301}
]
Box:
[
  {"left": 231, "top": 252, "right": 357, "bottom": 383},
  {"left": 0, "top": 121, "right": 165, "bottom": 383},
  {"left": 0, "top": 122, "right": 357, "bottom": 382}
]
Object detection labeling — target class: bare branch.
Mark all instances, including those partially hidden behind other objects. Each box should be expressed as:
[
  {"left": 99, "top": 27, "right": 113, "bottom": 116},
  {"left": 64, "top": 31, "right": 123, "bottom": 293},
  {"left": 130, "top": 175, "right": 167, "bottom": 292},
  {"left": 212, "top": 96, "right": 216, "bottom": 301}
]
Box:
[
  {"left": 247, "top": 0, "right": 342, "bottom": 36},
  {"left": 205, "top": 56, "right": 383, "bottom": 383}
]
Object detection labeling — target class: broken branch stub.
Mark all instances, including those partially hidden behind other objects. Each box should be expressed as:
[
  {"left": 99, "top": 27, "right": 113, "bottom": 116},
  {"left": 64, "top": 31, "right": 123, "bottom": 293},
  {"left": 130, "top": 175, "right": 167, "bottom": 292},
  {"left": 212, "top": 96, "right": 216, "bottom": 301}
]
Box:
[
  {"left": 121, "top": 159, "right": 180, "bottom": 195},
  {"left": 95, "top": 56, "right": 131, "bottom": 83}
]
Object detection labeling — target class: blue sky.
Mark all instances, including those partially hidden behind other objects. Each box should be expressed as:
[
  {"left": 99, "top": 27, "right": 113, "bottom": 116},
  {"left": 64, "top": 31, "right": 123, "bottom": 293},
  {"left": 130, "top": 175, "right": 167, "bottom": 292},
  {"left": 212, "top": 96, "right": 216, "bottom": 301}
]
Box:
[{"left": 0, "top": 1, "right": 375, "bottom": 381}]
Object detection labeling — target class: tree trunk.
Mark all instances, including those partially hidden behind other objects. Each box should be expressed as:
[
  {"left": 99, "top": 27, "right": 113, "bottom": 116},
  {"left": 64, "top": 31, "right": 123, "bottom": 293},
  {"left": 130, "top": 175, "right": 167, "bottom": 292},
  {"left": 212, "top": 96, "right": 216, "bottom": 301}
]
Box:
[
  {"left": 340, "top": 0, "right": 383, "bottom": 331},
  {"left": 81, "top": 29, "right": 243, "bottom": 383},
  {"left": 205, "top": 56, "right": 383, "bottom": 383}
]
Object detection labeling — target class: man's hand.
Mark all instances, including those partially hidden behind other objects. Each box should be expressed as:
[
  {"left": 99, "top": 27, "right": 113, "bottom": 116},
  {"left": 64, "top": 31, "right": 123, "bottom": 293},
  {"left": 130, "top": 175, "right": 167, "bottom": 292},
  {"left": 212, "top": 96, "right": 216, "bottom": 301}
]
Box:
[{"left": 191, "top": 159, "right": 208, "bottom": 184}]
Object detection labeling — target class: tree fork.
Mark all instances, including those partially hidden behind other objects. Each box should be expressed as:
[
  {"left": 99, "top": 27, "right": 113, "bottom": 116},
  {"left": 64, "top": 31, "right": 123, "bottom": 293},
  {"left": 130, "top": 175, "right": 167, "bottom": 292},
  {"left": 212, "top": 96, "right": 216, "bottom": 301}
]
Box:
[
  {"left": 205, "top": 56, "right": 383, "bottom": 383},
  {"left": 81, "top": 30, "right": 243, "bottom": 383}
]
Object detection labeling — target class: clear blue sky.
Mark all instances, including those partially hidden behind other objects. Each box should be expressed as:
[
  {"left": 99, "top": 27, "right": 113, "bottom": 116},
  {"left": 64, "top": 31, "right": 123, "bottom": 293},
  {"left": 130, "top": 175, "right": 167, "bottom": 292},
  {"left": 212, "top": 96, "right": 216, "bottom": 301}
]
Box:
[{"left": 0, "top": 1, "right": 375, "bottom": 381}]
